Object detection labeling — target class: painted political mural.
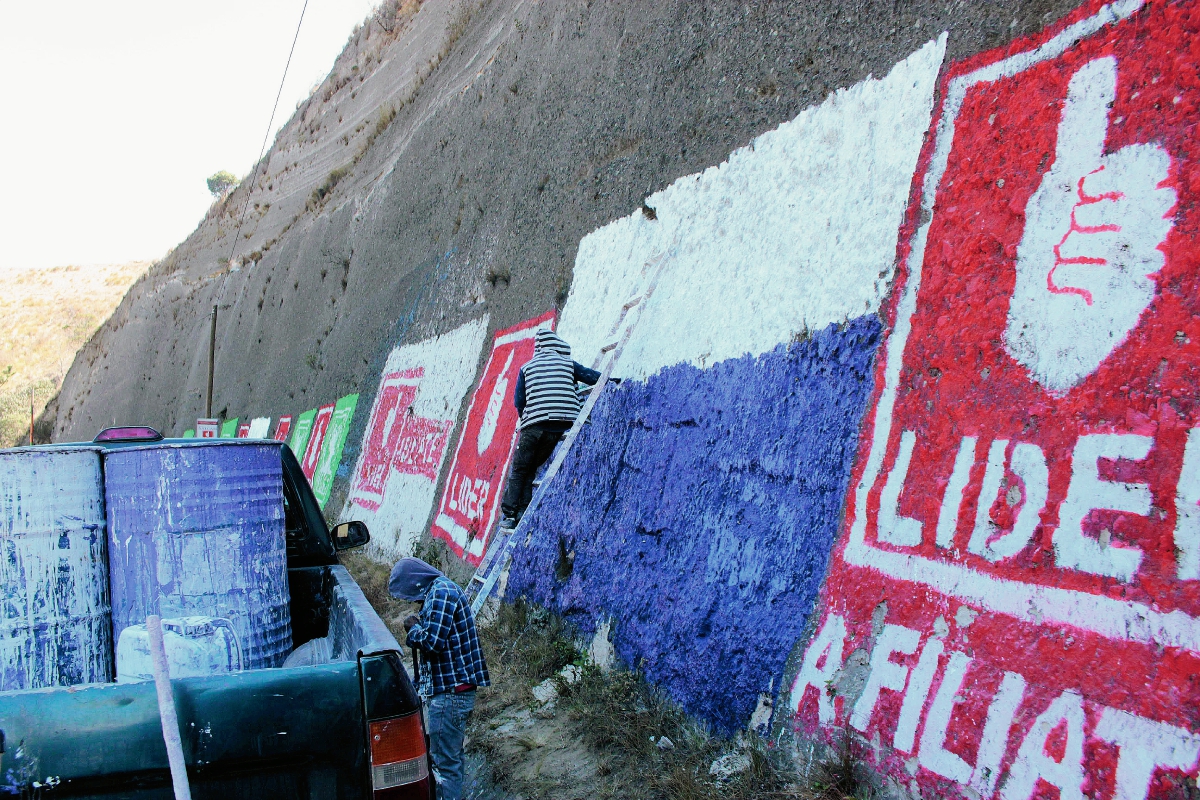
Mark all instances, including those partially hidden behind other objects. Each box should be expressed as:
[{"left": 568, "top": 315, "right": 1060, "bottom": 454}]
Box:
[
  {"left": 247, "top": 417, "right": 271, "bottom": 439},
  {"left": 311, "top": 394, "right": 358, "bottom": 508},
  {"left": 342, "top": 319, "right": 489, "bottom": 558},
  {"left": 300, "top": 404, "right": 334, "bottom": 482},
  {"left": 432, "top": 312, "right": 555, "bottom": 564},
  {"left": 788, "top": 3, "right": 1200, "bottom": 799},
  {"left": 288, "top": 409, "right": 316, "bottom": 462},
  {"left": 220, "top": 418, "right": 239, "bottom": 439},
  {"left": 506, "top": 38, "right": 945, "bottom": 732},
  {"left": 273, "top": 415, "right": 292, "bottom": 442}
]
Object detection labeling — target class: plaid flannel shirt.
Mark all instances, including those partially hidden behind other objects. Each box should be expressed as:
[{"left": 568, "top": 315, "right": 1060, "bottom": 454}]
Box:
[{"left": 406, "top": 576, "right": 491, "bottom": 697}]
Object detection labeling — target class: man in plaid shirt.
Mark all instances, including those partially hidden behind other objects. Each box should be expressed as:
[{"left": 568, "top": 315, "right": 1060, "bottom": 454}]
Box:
[{"left": 390, "top": 558, "right": 490, "bottom": 800}]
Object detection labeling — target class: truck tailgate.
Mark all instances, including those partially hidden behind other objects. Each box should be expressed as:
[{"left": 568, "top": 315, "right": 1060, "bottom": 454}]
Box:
[{"left": 2, "top": 662, "right": 367, "bottom": 798}]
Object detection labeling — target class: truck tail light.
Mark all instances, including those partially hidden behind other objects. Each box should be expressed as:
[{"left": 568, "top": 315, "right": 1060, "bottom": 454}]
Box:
[{"left": 370, "top": 712, "right": 431, "bottom": 799}]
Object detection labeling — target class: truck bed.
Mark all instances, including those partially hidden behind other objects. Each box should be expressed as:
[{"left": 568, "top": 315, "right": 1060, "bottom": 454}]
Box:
[{"left": 0, "top": 566, "right": 418, "bottom": 798}]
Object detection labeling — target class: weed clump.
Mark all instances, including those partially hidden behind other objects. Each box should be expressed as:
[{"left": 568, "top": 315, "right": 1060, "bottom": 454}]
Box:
[
  {"left": 307, "top": 165, "right": 353, "bottom": 211},
  {"left": 340, "top": 551, "right": 406, "bottom": 624},
  {"left": 469, "top": 601, "right": 857, "bottom": 800},
  {"left": 475, "top": 601, "right": 576, "bottom": 714}
]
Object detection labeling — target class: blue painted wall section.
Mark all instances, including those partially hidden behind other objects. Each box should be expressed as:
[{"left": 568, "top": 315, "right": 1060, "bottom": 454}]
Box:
[{"left": 507, "top": 315, "right": 882, "bottom": 732}]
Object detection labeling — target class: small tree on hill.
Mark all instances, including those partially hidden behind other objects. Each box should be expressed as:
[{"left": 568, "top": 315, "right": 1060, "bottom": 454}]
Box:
[{"left": 206, "top": 171, "right": 239, "bottom": 198}]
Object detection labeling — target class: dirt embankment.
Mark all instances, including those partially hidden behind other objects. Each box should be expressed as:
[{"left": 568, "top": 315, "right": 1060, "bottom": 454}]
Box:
[{"left": 0, "top": 261, "right": 147, "bottom": 445}]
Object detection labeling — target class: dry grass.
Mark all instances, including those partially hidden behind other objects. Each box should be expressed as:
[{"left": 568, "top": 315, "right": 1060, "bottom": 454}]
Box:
[
  {"left": 475, "top": 601, "right": 576, "bottom": 715},
  {"left": 340, "top": 537, "right": 472, "bottom": 634},
  {"left": 0, "top": 261, "right": 148, "bottom": 445},
  {"left": 469, "top": 602, "right": 869, "bottom": 800},
  {"left": 340, "top": 550, "right": 410, "bottom": 629},
  {"left": 338, "top": 560, "right": 872, "bottom": 800}
]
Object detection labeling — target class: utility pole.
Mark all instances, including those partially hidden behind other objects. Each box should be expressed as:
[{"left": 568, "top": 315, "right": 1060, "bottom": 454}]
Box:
[{"left": 206, "top": 305, "right": 217, "bottom": 418}]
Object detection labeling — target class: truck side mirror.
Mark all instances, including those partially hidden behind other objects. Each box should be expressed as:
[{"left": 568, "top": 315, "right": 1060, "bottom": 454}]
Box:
[{"left": 331, "top": 520, "right": 370, "bottom": 550}]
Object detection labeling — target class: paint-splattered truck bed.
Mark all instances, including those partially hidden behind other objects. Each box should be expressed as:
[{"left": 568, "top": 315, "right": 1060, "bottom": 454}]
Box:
[{"left": 0, "top": 441, "right": 432, "bottom": 799}]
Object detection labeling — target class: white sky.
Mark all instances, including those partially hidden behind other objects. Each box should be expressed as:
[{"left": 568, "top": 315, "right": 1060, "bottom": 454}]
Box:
[{"left": 0, "top": 0, "right": 380, "bottom": 271}]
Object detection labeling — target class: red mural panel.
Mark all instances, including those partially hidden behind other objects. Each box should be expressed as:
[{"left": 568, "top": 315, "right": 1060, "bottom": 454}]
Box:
[
  {"left": 236, "top": 422, "right": 250, "bottom": 439},
  {"left": 301, "top": 403, "right": 334, "bottom": 482},
  {"left": 432, "top": 311, "right": 555, "bottom": 564},
  {"left": 392, "top": 416, "right": 453, "bottom": 481},
  {"left": 791, "top": 4, "right": 1200, "bottom": 800},
  {"left": 346, "top": 368, "right": 455, "bottom": 514},
  {"left": 273, "top": 415, "right": 293, "bottom": 442},
  {"left": 349, "top": 369, "right": 422, "bottom": 511}
]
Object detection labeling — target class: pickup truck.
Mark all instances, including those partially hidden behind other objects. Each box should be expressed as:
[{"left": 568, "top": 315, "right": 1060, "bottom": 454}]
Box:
[{"left": 0, "top": 429, "right": 432, "bottom": 799}]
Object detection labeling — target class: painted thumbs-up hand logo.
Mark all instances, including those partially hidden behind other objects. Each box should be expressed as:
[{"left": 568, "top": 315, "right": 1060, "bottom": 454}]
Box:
[{"left": 1004, "top": 56, "right": 1176, "bottom": 395}]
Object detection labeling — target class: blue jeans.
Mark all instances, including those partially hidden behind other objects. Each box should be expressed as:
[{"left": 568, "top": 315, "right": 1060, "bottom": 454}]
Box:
[{"left": 426, "top": 691, "right": 475, "bottom": 800}]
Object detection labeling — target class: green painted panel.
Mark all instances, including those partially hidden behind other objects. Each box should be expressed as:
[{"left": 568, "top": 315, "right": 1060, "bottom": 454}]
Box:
[
  {"left": 220, "top": 418, "right": 239, "bottom": 438},
  {"left": 288, "top": 409, "right": 317, "bottom": 464},
  {"left": 311, "top": 394, "right": 359, "bottom": 509},
  {"left": 183, "top": 429, "right": 195, "bottom": 438}
]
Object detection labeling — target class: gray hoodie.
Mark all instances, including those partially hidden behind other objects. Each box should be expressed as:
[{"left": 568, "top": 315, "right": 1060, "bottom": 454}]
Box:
[{"left": 514, "top": 330, "right": 600, "bottom": 429}]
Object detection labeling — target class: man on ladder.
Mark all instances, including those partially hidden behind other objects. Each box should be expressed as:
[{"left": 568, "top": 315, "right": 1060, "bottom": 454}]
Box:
[{"left": 498, "top": 328, "right": 600, "bottom": 530}]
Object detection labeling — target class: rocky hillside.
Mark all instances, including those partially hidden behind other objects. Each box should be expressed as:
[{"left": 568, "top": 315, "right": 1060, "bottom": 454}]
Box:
[{"left": 46, "top": 0, "right": 1074, "bottom": 444}]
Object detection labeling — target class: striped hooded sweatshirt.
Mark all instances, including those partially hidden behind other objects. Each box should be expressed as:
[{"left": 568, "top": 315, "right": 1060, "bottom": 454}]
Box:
[{"left": 513, "top": 329, "right": 599, "bottom": 430}]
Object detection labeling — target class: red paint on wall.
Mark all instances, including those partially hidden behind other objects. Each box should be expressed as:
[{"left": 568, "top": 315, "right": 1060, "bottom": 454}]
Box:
[
  {"left": 431, "top": 311, "right": 555, "bottom": 565},
  {"left": 236, "top": 423, "right": 251, "bottom": 439},
  {"left": 349, "top": 370, "right": 422, "bottom": 511},
  {"left": 273, "top": 415, "right": 293, "bottom": 442},
  {"left": 793, "top": 4, "right": 1200, "bottom": 799},
  {"left": 347, "top": 368, "right": 455, "bottom": 512},
  {"left": 392, "top": 415, "right": 452, "bottom": 480},
  {"left": 301, "top": 403, "right": 334, "bottom": 481}
]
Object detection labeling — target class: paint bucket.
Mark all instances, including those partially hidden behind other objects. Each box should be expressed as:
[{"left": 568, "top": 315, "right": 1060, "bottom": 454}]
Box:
[
  {"left": 115, "top": 615, "right": 242, "bottom": 682},
  {"left": 0, "top": 447, "right": 112, "bottom": 690},
  {"left": 105, "top": 441, "right": 291, "bottom": 670}
]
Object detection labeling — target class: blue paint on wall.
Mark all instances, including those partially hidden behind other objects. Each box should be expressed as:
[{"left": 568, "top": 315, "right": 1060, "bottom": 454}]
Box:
[{"left": 507, "top": 315, "right": 882, "bottom": 732}]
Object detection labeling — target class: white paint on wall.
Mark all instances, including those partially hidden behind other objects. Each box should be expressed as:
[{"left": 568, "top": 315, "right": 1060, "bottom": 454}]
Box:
[
  {"left": 850, "top": 623, "right": 920, "bottom": 733},
  {"left": 1094, "top": 708, "right": 1200, "bottom": 800},
  {"left": 557, "top": 38, "right": 946, "bottom": 379},
  {"left": 789, "top": 613, "right": 847, "bottom": 724},
  {"left": 1004, "top": 56, "right": 1175, "bottom": 395},
  {"left": 247, "top": 417, "right": 271, "bottom": 438},
  {"left": 1000, "top": 691, "right": 1087, "bottom": 800},
  {"left": 342, "top": 317, "right": 489, "bottom": 560}
]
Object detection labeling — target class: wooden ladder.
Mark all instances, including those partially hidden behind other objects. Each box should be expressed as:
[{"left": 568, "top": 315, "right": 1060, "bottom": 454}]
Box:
[{"left": 466, "top": 249, "right": 673, "bottom": 614}]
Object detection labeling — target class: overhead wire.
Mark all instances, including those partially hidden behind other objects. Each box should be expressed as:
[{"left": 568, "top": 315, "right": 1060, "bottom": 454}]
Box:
[{"left": 226, "top": 0, "right": 311, "bottom": 268}]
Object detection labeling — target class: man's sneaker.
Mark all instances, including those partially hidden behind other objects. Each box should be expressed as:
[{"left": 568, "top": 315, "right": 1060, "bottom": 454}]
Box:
[{"left": 498, "top": 515, "right": 518, "bottom": 531}]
